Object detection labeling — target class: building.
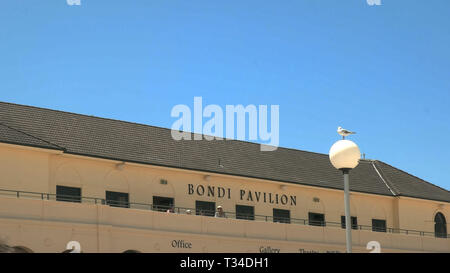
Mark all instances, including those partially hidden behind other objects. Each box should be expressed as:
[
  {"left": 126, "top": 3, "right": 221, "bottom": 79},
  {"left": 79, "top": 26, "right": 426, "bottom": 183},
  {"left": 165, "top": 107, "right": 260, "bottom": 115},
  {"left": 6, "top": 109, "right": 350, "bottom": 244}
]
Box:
[{"left": 0, "top": 101, "right": 448, "bottom": 253}]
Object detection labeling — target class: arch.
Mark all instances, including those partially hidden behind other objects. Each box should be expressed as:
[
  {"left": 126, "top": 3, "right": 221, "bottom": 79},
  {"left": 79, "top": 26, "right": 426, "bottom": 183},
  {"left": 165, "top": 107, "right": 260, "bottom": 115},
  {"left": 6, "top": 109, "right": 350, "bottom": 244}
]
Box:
[
  {"left": 123, "top": 249, "right": 142, "bottom": 253},
  {"left": 307, "top": 196, "right": 326, "bottom": 215},
  {"left": 12, "top": 246, "right": 34, "bottom": 253},
  {"left": 371, "top": 205, "right": 386, "bottom": 221},
  {"left": 54, "top": 163, "right": 82, "bottom": 187},
  {"left": 0, "top": 242, "right": 13, "bottom": 253},
  {"left": 434, "top": 212, "right": 447, "bottom": 238},
  {"left": 150, "top": 175, "right": 175, "bottom": 198},
  {"left": 337, "top": 198, "right": 358, "bottom": 218},
  {"left": 104, "top": 170, "right": 129, "bottom": 193}
]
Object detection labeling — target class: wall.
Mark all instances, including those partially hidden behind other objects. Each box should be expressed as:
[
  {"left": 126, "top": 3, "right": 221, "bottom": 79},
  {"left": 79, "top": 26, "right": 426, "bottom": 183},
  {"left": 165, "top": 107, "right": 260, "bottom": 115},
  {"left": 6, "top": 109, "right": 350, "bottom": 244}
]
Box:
[
  {"left": 0, "top": 143, "right": 448, "bottom": 252},
  {"left": 0, "top": 196, "right": 448, "bottom": 253}
]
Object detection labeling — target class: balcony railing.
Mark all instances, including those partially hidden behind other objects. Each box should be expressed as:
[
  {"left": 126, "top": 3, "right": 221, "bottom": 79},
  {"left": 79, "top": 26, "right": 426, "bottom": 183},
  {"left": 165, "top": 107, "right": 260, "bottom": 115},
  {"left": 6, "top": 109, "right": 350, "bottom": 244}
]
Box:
[{"left": 0, "top": 188, "right": 448, "bottom": 239}]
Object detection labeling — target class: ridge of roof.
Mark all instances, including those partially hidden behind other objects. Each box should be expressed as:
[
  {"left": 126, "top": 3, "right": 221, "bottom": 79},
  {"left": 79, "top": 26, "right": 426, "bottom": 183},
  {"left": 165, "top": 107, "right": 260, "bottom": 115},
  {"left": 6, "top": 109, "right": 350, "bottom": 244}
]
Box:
[
  {"left": 370, "top": 160, "right": 399, "bottom": 196},
  {"left": 376, "top": 160, "right": 450, "bottom": 195},
  {"left": 0, "top": 122, "right": 64, "bottom": 151},
  {"left": 0, "top": 100, "right": 172, "bottom": 130}
]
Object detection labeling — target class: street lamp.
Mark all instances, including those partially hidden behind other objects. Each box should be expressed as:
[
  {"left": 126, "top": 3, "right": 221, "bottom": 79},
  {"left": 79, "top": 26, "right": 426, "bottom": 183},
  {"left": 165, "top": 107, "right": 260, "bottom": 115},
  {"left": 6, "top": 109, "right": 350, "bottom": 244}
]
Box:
[{"left": 329, "top": 139, "right": 361, "bottom": 253}]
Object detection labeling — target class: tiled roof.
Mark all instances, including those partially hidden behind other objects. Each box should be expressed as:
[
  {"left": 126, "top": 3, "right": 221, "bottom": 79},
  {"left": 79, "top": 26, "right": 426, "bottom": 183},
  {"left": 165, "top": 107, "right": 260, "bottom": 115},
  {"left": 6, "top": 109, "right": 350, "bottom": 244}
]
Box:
[
  {"left": 0, "top": 122, "right": 62, "bottom": 151},
  {"left": 0, "top": 101, "right": 448, "bottom": 202},
  {"left": 375, "top": 161, "right": 450, "bottom": 202}
]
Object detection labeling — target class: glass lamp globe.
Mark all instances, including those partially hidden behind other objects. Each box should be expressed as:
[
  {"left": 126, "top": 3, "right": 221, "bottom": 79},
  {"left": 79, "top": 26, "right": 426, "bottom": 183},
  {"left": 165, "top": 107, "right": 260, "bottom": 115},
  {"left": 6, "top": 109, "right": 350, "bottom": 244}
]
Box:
[{"left": 329, "top": 140, "right": 361, "bottom": 170}]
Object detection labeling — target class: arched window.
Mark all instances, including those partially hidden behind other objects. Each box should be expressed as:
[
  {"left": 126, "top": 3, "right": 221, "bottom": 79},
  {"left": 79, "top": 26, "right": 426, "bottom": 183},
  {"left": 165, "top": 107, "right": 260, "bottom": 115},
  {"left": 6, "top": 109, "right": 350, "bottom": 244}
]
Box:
[
  {"left": 434, "top": 212, "right": 447, "bottom": 238},
  {"left": 123, "top": 249, "right": 141, "bottom": 253},
  {"left": 12, "top": 246, "right": 34, "bottom": 253}
]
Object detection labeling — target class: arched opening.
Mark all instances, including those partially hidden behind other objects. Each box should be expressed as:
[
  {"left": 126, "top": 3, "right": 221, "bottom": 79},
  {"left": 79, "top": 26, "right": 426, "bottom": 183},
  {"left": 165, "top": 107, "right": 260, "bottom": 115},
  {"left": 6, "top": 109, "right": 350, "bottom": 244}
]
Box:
[
  {"left": 0, "top": 244, "right": 34, "bottom": 253},
  {"left": 434, "top": 212, "right": 447, "bottom": 238},
  {"left": 12, "top": 246, "right": 34, "bottom": 253},
  {"left": 123, "top": 249, "right": 141, "bottom": 253}
]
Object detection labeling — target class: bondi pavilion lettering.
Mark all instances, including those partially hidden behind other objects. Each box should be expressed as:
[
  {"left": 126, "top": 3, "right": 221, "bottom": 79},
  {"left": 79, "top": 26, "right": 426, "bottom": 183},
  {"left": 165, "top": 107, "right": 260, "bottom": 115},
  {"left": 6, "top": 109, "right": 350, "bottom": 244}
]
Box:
[{"left": 188, "top": 184, "right": 296, "bottom": 206}]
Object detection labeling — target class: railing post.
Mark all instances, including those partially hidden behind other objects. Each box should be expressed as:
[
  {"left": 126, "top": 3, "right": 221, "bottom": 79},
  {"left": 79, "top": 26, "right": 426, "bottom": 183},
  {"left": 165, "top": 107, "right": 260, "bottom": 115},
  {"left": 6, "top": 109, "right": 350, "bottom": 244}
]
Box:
[{"left": 17, "top": 191, "right": 19, "bottom": 198}]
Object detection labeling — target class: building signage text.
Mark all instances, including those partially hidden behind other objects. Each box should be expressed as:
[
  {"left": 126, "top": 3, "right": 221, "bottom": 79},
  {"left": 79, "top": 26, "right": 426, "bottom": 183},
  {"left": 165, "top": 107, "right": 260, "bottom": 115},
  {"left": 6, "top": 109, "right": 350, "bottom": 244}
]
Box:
[{"left": 188, "top": 184, "right": 297, "bottom": 206}]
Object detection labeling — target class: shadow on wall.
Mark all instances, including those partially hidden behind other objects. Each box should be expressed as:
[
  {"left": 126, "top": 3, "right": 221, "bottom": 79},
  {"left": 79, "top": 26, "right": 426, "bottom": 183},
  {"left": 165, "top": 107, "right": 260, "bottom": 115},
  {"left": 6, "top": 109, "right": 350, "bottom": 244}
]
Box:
[
  {"left": 0, "top": 240, "right": 144, "bottom": 253},
  {"left": 0, "top": 242, "right": 34, "bottom": 253},
  {"left": 123, "top": 250, "right": 142, "bottom": 253}
]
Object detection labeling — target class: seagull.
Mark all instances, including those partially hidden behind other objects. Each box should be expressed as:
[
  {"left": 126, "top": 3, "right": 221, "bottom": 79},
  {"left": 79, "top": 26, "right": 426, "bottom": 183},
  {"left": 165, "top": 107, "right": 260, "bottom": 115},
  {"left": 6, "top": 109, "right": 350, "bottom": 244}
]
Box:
[{"left": 337, "top": 127, "right": 356, "bottom": 139}]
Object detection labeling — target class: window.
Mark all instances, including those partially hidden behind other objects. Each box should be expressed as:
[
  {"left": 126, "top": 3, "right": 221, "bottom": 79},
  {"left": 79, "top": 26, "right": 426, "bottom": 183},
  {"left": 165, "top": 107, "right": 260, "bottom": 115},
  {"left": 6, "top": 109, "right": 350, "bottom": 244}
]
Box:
[
  {"left": 196, "top": 201, "right": 215, "bottom": 217},
  {"left": 341, "top": 216, "right": 358, "bottom": 230},
  {"left": 106, "top": 191, "right": 129, "bottom": 208},
  {"left": 309, "top": 213, "right": 325, "bottom": 227},
  {"left": 435, "top": 212, "right": 447, "bottom": 238},
  {"left": 153, "top": 196, "right": 174, "bottom": 212},
  {"left": 123, "top": 250, "right": 141, "bottom": 253},
  {"left": 273, "top": 209, "right": 290, "bottom": 224},
  {"left": 236, "top": 205, "right": 254, "bottom": 221},
  {"left": 372, "top": 219, "right": 387, "bottom": 232},
  {"left": 56, "top": 186, "right": 81, "bottom": 203}
]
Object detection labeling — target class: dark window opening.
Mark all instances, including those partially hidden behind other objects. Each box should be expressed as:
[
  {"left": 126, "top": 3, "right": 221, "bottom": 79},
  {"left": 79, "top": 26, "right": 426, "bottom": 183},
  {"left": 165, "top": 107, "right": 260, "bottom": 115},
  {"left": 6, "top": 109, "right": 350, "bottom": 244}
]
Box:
[
  {"left": 56, "top": 186, "right": 81, "bottom": 203},
  {"left": 123, "top": 250, "right": 141, "bottom": 253},
  {"left": 236, "top": 205, "right": 254, "bottom": 221},
  {"left": 309, "top": 213, "right": 325, "bottom": 227},
  {"left": 153, "top": 196, "right": 174, "bottom": 212},
  {"left": 11, "top": 246, "right": 34, "bottom": 253},
  {"left": 372, "top": 219, "right": 387, "bottom": 233},
  {"left": 435, "top": 212, "right": 447, "bottom": 238},
  {"left": 273, "top": 209, "right": 291, "bottom": 224},
  {"left": 196, "top": 201, "right": 215, "bottom": 217},
  {"left": 106, "top": 191, "right": 129, "bottom": 208},
  {"left": 308, "top": 212, "right": 325, "bottom": 227},
  {"left": 341, "top": 216, "right": 358, "bottom": 230}
]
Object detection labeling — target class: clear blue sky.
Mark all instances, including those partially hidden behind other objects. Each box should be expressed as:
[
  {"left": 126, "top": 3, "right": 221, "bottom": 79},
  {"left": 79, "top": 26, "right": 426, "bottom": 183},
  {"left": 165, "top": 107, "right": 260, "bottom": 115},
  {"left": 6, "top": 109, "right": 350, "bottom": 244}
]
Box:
[{"left": 1, "top": 1, "right": 449, "bottom": 190}]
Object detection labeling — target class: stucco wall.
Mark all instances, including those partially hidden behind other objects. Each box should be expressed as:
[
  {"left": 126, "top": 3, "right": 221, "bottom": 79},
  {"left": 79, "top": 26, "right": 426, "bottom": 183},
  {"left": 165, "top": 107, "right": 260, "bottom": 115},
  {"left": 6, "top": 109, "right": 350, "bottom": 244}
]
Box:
[{"left": 0, "top": 143, "right": 448, "bottom": 252}]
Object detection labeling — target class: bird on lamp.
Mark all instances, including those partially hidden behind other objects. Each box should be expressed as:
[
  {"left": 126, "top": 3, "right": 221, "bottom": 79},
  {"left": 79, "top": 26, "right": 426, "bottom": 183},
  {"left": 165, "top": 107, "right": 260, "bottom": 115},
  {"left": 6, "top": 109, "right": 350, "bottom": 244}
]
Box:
[{"left": 337, "top": 127, "right": 356, "bottom": 139}]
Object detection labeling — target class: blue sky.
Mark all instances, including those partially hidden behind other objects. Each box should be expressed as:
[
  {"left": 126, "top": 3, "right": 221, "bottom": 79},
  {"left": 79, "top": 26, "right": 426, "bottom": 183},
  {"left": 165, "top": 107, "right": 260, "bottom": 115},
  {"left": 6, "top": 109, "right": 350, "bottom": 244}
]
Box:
[{"left": 1, "top": 0, "right": 449, "bottom": 190}]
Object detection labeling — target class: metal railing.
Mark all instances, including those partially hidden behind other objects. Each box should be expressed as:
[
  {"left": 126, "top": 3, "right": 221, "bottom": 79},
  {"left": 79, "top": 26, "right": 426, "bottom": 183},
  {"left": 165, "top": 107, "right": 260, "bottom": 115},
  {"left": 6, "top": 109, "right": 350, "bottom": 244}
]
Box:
[{"left": 0, "top": 188, "right": 448, "bottom": 239}]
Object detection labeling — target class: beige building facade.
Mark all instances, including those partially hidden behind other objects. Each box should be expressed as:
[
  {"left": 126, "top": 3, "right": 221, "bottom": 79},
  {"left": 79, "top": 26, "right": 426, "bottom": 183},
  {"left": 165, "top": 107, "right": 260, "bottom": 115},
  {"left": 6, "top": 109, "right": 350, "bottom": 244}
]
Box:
[{"left": 0, "top": 102, "right": 449, "bottom": 253}]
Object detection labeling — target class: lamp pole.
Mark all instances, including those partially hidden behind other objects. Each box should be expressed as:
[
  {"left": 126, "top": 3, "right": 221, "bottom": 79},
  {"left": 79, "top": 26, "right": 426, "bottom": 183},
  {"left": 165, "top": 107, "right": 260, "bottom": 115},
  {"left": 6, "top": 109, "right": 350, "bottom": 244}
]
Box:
[
  {"left": 329, "top": 138, "right": 360, "bottom": 254},
  {"left": 342, "top": 168, "right": 352, "bottom": 253}
]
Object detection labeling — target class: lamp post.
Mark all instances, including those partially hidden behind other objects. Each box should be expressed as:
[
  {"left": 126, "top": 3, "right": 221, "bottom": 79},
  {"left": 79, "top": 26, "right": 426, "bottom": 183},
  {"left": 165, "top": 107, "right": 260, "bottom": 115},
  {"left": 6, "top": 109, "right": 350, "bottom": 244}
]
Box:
[{"left": 329, "top": 139, "right": 361, "bottom": 253}]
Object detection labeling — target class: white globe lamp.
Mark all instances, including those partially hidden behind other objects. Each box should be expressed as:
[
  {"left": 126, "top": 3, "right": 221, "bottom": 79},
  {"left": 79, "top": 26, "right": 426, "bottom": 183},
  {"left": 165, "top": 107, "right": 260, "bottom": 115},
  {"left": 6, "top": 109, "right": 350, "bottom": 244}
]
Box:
[
  {"left": 329, "top": 140, "right": 361, "bottom": 170},
  {"left": 329, "top": 138, "right": 361, "bottom": 254}
]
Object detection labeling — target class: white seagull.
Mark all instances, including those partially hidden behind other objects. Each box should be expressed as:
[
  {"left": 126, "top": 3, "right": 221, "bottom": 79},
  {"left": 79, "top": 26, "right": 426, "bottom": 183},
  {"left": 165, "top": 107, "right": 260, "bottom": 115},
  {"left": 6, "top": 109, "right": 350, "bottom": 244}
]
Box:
[{"left": 337, "top": 127, "right": 356, "bottom": 139}]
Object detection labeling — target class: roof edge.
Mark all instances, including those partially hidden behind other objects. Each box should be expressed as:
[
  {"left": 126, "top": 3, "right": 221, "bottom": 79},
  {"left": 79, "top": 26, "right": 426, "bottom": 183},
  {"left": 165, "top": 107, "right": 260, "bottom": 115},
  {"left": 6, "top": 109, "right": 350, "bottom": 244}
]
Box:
[
  {"left": 0, "top": 101, "right": 332, "bottom": 158},
  {"left": 0, "top": 122, "right": 65, "bottom": 151},
  {"left": 376, "top": 160, "right": 449, "bottom": 193}
]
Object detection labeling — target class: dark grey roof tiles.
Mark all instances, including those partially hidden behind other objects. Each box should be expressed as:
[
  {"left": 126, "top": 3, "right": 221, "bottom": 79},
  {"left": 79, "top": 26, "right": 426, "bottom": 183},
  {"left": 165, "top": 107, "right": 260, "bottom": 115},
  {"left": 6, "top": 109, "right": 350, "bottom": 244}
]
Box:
[
  {"left": 0, "top": 101, "right": 449, "bottom": 202},
  {"left": 375, "top": 161, "right": 450, "bottom": 203},
  {"left": 0, "top": 122, "right": 62, "bottom": 151}
]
